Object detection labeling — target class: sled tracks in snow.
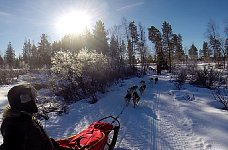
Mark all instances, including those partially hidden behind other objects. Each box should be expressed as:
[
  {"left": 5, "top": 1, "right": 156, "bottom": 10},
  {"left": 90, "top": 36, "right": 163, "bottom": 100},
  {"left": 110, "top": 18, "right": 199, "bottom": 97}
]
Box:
[
  {"left": 157, "top": 92, "right": 206, "bottom": 150},
  {"left": 116, "top": 89, "right": 206, "bottom": 149},
  {"left": 150, "top": 90, "right": 160, "bottom": 150}
]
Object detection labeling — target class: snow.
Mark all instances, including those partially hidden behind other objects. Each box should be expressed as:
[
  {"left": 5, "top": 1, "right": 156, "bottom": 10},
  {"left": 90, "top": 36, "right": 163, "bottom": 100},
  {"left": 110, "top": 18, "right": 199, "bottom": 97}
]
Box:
[{"left": 0, "top": 73, "right": 228, "bottom": 150}]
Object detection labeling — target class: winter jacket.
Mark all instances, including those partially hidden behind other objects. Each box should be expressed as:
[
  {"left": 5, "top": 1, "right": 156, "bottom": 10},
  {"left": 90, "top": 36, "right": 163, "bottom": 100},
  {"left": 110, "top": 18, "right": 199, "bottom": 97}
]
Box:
[{"left": 0, "top": 108, "right": 55, "bottom": 150}]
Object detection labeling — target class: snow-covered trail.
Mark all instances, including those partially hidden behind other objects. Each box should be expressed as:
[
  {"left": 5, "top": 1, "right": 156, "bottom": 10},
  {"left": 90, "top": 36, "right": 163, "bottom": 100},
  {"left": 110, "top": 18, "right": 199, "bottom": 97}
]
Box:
[
  {"left": 158, "top": 93, "right": 205, "bottom": 150},
  {"left": 155, "top": 76, "right": 207, "bottom": 150},
  {"left": 113, "top": 75, "right": 206, "bottom": 150},
  {"left": 43, "top": 74, "right": 209, "bottom": 150}
]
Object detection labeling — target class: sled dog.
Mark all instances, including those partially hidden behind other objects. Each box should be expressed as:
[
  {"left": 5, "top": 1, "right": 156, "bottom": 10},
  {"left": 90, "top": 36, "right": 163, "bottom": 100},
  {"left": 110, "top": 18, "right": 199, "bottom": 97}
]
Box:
[
  {"left": 130, "top": 85, "right": 138, "bottom": 91},
  {"left": 139, "top": 80, "right": 146, "bottom": 95},
  {"left": 155, "top": 77, "right": 158, "bottom": 84},
  {"left": 124, "top": 89, "right": 132, "bottom": 106},
  {"left": 132, "top": 91, "right": 140, "bottom": 108}
]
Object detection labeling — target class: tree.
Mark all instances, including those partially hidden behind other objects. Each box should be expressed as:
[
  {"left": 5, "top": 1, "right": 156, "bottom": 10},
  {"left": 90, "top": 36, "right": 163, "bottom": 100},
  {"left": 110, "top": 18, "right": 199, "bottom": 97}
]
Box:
[
  {"left": 225, "top": 22, "right": 228, "bottom": 36},
  {"left": 30, "top": 43, "right": 38, "bottom": 69},
  {"left": 83, "top": 29, "right": 94, "bottom": 51},
  {"left": 14, "top": 56, "right": 22, "bottom": 68},
  {"left": 0, "top": 55, "right": 4, "bottom": 67},
  {"left": 127, "top": 39, "right": 134, "bottom": 67},
  {"left": 128, "top": 21, "right": 138, "bottom": 67},
  {"left": 146, "top": 55, "right": 154, "bottom": 64},
  {"left": 148, "top": 26, "right": 165, "bottom": 74},
  {"left": 52, "top": 41, "right": 62, "bottom": 55},
  {"left": 176, "top": 34, "right": 184, "bottom": 62},
  {"left": 188, "top": 44, "right": 198, "bottom": 70},
  {"left": 108, "top": 25, "right": 124, "bottom": 63},
  {"left": 202, "top": 42, "right": 210, "bottom": 62},
  {"left": 108, "top": 23, "right": 128, "bottom": 78},
  {"left": 93, "top": 20, "right": 109, "bottom": 55},
  {"left": 206, "top": 20, "right": 222, "bottom": 65},
  {"left": 37, "top": 34, "right": 51, "bottom": 68},
  {"left": 121, "top": 17, "right": 130, "bottom": 42},
  {"left": 171, "top": 34, "right": 184, "bottom": 64},
  {"left": 119, "top": 40, "right": 126, "bottom": 60},
  {"left": 137, "top": 23, "right": 147, "bottom": 74},
  {"left": 189, "top": 44, "right": 198, "bottom": 59},
  {"left": 120, "top": 17, "right": 133, "bottom": 70},
  {"left": 22, "top": 39, "right": 32, "bottom": 65},
  {"left": 61, "top": 35, "right": 73, "bottom": 52},
  {"left": 162, "top": 21, "right": 173, "bottom": 73},
  {"left": 109, "top": 34, "right": 120, "bottom": 61},
  {"left": 225, "top": 38, "right": 228, "bottom": 56},
  {"left": 119, "top": 40, "right": 126, "bottom": 69},
  {"left": 222, "top": 38, "right": 228, "bottom": 69},
  {"left": 4, "top": 42, "right": 15, "bottom": 68},
  {"left": 210, "top": 37, "right": 222, "bottom": 64},
  {"left": 51, "top": 49, "right": 109, "bottom": 101}
]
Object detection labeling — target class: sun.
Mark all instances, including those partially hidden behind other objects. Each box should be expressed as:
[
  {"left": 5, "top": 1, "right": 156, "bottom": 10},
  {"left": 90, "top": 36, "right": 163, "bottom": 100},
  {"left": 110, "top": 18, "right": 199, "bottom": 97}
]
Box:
[{"left": 55, "top": 11, "right": 91, "bottom": 35}]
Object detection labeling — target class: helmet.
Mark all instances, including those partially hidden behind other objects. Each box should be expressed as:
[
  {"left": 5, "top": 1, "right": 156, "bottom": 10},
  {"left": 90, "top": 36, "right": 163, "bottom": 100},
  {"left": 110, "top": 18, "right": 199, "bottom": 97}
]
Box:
[{"left": 7, "top": 84, "right": 38, "bottom": 113}]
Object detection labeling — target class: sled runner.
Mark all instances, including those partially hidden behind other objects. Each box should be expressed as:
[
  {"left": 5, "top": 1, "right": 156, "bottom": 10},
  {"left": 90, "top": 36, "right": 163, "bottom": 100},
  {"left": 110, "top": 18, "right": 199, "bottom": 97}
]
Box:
[{"left": 55, "top": 116, "right": 120, "bottom": 150}]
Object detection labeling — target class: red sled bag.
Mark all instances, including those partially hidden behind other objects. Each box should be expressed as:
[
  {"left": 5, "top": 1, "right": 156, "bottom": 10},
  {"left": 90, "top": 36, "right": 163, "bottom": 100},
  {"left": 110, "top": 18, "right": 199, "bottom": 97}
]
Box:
[{"left": 56, "top": 116, "right": 120, "bottom": 150}]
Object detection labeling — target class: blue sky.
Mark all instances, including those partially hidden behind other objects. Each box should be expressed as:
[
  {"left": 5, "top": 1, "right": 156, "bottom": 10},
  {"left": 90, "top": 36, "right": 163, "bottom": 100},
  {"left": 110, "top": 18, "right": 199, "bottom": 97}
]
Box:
[{"left": 0, "top": 0, "right": 227, "bottom": 56}]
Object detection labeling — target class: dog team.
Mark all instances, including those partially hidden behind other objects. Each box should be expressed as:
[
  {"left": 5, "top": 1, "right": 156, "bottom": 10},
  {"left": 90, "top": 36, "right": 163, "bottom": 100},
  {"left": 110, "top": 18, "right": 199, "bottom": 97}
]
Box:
[
  {"left": 124, "top": 76, "right": 159, "bottom": 108},
  {"left": 124, "top": 80, "right": 147, "bottom": 108},
  {"left": 149, "top": 76, "right": 158, "bottom": 84}
]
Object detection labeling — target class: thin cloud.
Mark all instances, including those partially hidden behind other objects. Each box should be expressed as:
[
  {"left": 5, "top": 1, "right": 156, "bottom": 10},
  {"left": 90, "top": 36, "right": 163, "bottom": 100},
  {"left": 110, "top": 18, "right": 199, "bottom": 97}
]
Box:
[
  {"left": 116, "top": 2, "right": 144, "bottom": 11},
  {"left": 0, "top": 11, "right": 11, "bottom": 16}
]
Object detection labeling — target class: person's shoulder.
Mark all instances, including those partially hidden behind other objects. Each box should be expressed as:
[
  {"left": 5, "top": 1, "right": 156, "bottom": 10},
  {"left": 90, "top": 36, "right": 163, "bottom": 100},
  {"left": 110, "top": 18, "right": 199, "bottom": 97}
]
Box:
[{"left": 2, "top": 110, "right": 32, "bottom": 127}]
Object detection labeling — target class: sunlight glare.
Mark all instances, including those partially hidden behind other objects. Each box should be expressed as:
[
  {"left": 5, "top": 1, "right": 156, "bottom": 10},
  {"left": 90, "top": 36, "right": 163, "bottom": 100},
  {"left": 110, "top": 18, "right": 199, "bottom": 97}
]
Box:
[{"left": 55, "top": 11, "right": 91, "bottom": 35}]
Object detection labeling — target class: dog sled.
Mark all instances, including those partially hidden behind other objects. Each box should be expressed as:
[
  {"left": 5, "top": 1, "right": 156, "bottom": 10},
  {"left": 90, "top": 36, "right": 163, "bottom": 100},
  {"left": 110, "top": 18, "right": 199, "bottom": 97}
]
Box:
[{"left": 54, "top": 116, "right": 120, "bottom": 150}]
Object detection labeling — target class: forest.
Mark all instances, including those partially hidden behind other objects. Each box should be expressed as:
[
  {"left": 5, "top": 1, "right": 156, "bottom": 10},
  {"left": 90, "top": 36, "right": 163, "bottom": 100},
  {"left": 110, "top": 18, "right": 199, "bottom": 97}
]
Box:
[{"left": 0, "top": 18, "right": 228, "bottom": 109}]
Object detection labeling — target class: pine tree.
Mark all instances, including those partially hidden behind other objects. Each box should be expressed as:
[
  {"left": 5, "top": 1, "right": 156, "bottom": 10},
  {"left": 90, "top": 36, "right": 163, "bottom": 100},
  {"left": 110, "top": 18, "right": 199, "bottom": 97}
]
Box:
[
  {"left": 189, "top": 44, "right": 198, "bottom": 60},
  {"left": 171, "top": 34, "right": 185, "bottom": 64},
  {"left": 119, "top": 40, "right": 126, "bottom": 68},
  {"left": 148, "top": 26, "right": 165, "bottom": 74},
  {"left": 202, "top": 42, "right": 210, "bottom": 62},
  {"left": 22, "top": 39, "right": 32, "bottom": 65},
  {"left": 210, "top": 36, "right": 221, "bottom": 63},
  {"left": 188, "top": 44, "right": 198, "bottom": 66},
  {"left": 93, "top": 20, "right": 109, "bottom": 55},
  {"left": 127, "top": 39, "right": 134, "bottom": 66},
  {"left": 162, "top": 21, "right": 173, "bottom": 72},
  {"left": 119, "top": 40, "right": 126, "bottom": 59},
  {"left": 225, "top": 25, "right": 228, "bottom": 37},
  {"left": 137, "top": 23, "right": 147, "bottom": 73},
  {"left": 222, "top": 38, "right": 228, "bottom": 69},
  {"left": 52, "top": 41, "right": 61, "bottom": 55},
  {"left": 109, "top": 34, "right": 119, "bottom": 61},
  {"left": 206, "top": 20, "right": 221, "bottom": 65},
  {"left": 188, "top": 44, "right": 198, "bottom": 70},
  {"left": 225, "top": 38, "right": 228, "bottom": 56},
  {"left": 0, "top": 55, "right": 4, "bottom": 67},
  {"left": 37, "top": 34, "right": 51, "bottom": 68},
  {"left": 83, "top": 29, "right": 94, "bottom": 51},
  {"left": 14, "top": 57, "right": 21, "bottom": 68},
  {"left": 30, "top": 43, "right": 38, "bottom": 69},
  {"left": 128, "top": 21, "right": 138, "bottom": 67},
  {"left": 4, "top": 42, "right": 15, "bottom": 68},
  {"left": 121, "top": 17, "right": 130, "bottom": 41}
]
